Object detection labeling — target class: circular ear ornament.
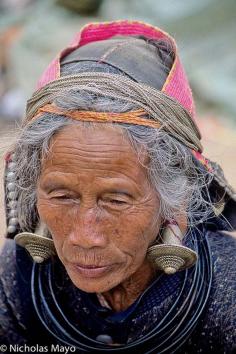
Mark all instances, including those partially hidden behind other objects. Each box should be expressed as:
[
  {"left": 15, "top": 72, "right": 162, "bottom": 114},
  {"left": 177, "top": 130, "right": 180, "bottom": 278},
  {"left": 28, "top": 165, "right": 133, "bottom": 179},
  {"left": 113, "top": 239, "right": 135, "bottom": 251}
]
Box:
[
  {"left": 147, "top": 244, "right": 197, "bottom": 274},
  {"left": 14, "top": 232, "right": 56, "bottom": 263},
  {"left": 147, "top": 221, "right": 197, "bottom": 274}
]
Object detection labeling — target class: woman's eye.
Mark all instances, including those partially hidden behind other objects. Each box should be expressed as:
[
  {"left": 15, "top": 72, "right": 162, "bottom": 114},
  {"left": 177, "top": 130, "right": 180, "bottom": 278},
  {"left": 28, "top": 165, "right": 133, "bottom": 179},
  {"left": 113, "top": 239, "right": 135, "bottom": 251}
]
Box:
[
  {"left": 50, "top": 194, "right": 78, "bottom": 202},
  {"left": 109, "top": 199, "right": 126, "bottom": 205},
  {"left": 55, "top": 195, "right": 71, "bottom": 200},
  {"left": 102, "top": 198, "right": 128, "bottom": 206}
]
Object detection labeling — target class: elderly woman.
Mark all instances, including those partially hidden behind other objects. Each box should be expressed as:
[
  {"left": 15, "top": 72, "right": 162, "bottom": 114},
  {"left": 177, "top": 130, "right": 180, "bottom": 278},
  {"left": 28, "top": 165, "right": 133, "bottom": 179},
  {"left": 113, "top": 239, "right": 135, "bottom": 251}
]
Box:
[{"left": 0, "top": 21, "right": 235, "bottom": 353}]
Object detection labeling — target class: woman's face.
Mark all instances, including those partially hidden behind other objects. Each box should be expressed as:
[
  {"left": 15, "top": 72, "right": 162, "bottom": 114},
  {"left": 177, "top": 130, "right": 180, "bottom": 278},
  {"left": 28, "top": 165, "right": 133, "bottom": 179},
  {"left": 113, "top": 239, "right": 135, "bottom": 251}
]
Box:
[{"left": 37, "top": 124, "right": 160, "bottom": 293}]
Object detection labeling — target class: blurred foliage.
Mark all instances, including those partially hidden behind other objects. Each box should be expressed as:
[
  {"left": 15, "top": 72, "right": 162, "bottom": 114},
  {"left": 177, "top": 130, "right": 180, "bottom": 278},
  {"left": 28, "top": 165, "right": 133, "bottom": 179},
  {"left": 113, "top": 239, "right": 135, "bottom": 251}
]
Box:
[
  {"left": 56, "top": 0, "right": 102, "bottom": 15},
  {"left": 0, "top": 0, "right": 235, "bottom": 122}
]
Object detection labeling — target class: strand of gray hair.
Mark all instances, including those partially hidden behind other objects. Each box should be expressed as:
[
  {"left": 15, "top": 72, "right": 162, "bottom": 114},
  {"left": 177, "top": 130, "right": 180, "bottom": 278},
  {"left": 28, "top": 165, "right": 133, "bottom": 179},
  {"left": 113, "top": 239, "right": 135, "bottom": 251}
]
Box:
[{"left": 13, "top": 90, "right": 214, "bottom": 232}]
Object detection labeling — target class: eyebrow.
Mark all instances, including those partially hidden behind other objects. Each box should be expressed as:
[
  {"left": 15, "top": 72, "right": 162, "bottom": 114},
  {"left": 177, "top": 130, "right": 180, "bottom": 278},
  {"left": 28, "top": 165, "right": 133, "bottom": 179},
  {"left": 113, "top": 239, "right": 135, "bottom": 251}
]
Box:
[
  {"left": 103, "top": 189, "right": 133, "bottom": 198},
  {"left": 39, "top": 180, "right": 70, "bottom": 193}
]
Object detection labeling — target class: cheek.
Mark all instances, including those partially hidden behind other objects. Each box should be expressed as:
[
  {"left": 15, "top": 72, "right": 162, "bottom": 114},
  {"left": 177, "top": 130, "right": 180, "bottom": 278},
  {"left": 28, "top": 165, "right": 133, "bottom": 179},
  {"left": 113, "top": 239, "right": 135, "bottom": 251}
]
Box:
[
  {"left": 113, "top": 204, "right": 160, "bottom": 261},
  {"left": 37, "top": 198, "right": 72, "bottom": 241},
  {"left": 120, "top": 198, "right": 159, "bottom": 239},
  {"left": 37, "top": 195, "right": 159, "bottom": 261}
]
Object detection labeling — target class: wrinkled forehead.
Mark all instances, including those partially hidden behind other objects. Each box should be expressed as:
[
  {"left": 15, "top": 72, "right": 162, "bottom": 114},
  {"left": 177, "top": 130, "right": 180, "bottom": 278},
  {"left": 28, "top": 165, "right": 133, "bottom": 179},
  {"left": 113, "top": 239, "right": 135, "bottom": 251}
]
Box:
[
  {"left": 39, "top": 123, "right": 150, "bottom": 191},
  {"left": 45, "top": 123, "right": 148, "bottom": 163}
]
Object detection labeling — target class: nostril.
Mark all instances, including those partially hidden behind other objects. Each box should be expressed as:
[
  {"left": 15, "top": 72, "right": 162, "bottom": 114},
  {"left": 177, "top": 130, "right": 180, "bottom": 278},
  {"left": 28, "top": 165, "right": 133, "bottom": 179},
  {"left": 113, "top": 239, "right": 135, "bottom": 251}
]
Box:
[{"left": 68, "top": 229, "right": 107, "bottom": 249}]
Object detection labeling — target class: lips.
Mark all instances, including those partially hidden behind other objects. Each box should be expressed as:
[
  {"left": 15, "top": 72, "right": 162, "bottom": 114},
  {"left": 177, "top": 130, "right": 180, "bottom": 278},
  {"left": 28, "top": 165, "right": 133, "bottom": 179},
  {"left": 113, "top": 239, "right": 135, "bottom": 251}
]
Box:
[
  {"left": 69, "top": 263, "right": 114, "bottom": 278},
  {"left": 76, "top": 264, "right": 109, "bottom": 269}
]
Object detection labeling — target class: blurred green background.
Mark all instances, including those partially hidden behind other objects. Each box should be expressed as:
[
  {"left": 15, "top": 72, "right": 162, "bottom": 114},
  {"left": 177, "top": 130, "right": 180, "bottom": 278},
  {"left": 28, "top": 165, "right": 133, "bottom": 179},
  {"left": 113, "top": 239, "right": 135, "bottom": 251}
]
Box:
[
  {"left": 1, "top": 0, "right": 236, "bottom": 120},
  {"left": 0, "top": 0, "right": 236, "bottom": 238}
]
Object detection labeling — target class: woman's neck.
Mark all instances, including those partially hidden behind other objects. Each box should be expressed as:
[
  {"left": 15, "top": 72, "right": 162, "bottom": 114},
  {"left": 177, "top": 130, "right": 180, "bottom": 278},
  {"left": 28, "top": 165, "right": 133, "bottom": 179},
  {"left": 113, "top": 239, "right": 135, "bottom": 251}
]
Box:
[{"left": 101, "top": 260, "right": 156, "bottom": 312}]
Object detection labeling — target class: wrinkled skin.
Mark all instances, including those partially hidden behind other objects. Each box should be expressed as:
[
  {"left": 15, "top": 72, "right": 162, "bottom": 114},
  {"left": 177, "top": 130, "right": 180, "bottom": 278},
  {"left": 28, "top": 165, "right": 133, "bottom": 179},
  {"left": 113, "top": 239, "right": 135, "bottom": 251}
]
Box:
[{"left": 37, "top": 124, "right": 161, "bottom": 311}]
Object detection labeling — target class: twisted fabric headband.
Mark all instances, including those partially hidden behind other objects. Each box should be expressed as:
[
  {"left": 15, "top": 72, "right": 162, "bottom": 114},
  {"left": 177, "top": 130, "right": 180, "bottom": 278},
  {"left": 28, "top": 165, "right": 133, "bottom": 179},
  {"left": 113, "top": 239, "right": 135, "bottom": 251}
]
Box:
[
  {"left": 34, "top": 104, "right": 161, "bottom": 129},
  {"left": 26, "top": 72, "right": 203, "bottom": 153}
]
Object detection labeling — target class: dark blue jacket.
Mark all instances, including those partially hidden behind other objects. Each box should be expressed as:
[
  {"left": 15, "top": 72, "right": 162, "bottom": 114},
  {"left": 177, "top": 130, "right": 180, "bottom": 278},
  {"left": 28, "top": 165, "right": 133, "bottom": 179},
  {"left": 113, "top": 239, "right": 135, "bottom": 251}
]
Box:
[{"left": 0, "top": 222, "right": 235, "bottom": 353}]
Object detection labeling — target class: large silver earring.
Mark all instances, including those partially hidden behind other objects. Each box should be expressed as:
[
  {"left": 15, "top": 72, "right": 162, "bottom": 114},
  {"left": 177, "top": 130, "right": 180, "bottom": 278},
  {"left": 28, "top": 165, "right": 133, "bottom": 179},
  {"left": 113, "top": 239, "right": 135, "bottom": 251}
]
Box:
[
  {"left": 147, "top": 221, "right": 197, "bottom": 274},
  {"left": 14, "top": 224, "right": 56, "bottom": 263}
]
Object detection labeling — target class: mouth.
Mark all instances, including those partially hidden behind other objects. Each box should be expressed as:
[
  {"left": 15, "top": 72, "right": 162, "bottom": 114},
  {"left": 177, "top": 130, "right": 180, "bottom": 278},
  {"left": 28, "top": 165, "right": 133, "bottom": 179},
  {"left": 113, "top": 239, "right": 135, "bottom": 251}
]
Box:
[{"left": 68, "top": 263, "right": 115, "bottom": 278}]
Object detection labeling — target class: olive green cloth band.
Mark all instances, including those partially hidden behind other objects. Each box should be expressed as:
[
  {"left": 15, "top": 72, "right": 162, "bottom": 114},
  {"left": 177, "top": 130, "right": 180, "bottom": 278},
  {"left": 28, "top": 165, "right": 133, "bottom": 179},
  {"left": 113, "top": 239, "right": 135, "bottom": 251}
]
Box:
[{"left": 26, "top": 72, "right": 202, "bottom": 152}]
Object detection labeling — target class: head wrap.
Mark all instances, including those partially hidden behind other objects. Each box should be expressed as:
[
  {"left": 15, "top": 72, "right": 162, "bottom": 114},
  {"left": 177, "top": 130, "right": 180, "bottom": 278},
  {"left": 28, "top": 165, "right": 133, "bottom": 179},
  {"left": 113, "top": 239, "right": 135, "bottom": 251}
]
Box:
[
  {"left": 5, "top": 21, "right": 236, "bottom": 238},
  {"left": 27, "top": 21, "right": 205, "bottom": 157}
]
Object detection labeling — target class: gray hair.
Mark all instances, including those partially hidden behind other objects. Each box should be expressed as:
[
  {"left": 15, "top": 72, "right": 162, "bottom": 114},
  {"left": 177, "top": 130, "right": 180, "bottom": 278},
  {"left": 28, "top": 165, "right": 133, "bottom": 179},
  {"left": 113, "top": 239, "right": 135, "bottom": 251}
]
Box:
[
  {"left": 9, "top": 55, "right": 214, "bottom": 233},
  {"left": 11, "top": 89, "right": 213, "bottom": 232}
]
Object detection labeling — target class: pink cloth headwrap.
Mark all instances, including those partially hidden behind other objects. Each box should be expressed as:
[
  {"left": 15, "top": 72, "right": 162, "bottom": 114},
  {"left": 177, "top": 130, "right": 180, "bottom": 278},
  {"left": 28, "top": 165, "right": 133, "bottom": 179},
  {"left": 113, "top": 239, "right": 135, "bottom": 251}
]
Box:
[
  {"left": 36, "top": 20, "right": 195, "bottom": 119},
  {"left": 33, "top": 20, "right": 212, "bottom": 170}
]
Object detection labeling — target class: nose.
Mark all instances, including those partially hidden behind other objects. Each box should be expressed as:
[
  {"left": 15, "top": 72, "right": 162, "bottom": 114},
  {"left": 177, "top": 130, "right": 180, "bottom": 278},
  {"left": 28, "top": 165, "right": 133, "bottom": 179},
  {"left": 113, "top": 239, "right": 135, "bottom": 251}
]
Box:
[{"left": 68, "top": 207, "right": 108, "bottom": 249}]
